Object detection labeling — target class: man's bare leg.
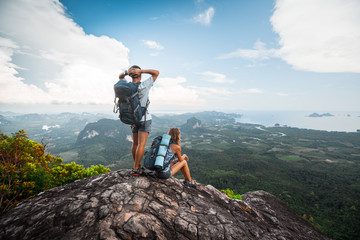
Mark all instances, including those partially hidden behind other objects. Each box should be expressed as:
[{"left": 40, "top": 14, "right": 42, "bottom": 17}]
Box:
[
  {"left": 132, "top": 132, "right": 138, "bottom": 163},
  {"left": 133, "top": 131, "right": 149, "bottom": 170}
]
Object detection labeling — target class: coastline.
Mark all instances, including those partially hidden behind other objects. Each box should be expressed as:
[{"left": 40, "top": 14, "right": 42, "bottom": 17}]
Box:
[{"left": 235, "top": 111, "right": 360, "bottom": 133}]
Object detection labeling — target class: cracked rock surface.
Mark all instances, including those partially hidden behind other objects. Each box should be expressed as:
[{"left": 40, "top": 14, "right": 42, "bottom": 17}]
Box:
[{"left": 0, "top": 169, "right": 331, "bottom": 240}]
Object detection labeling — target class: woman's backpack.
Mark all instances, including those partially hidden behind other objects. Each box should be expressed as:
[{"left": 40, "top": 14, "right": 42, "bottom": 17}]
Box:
[{"left": 144, "top": 135, "right": 174, "bottom": 172}]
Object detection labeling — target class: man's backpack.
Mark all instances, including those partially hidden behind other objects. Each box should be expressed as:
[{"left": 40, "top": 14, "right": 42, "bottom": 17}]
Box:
[
  {"left": 144, "top": 135, "right": 173, "bottom": 172},
  {"left": 113, "top": 79, "right": 149, "bottom": 125}
]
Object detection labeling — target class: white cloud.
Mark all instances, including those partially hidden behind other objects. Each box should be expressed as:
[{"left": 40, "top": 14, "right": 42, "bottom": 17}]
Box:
[
  {"left": 193, "top": 7, "right": 215, "bottom": 26},
  {"left": 150, "top": 77, "right": 203, "bottom": 107},
  {"left": 0, "top": 38, "right": 19, "bottom": 49},
  {"left": 242, "top": 88, "right": 264, "bottom": 94},
  {"left": 0, "top": 0, "right": 129, "bottom": 104},
  {"left": 190, "top": 86, "right": 232, "bottom": 96},
  {"left": 142, "top": 40, "right": 164, "bottom": 50},
  {"left": 219, "top": 1, "right": 360, "bottom": 73},
  {"left": 218, "top": 40, "right": 278, "bottom": 61},
  {"left": 271, "top": 0, "right": 360, "bottom": 73},
  {"left": 276, "top": 92, "right": 289, "bottom": 97},
  {"left": 0, "top": 44, "right": 51, "bottom": 103},
  {"left": 198, "top": 71, "right": 233, "bottom": 83}
]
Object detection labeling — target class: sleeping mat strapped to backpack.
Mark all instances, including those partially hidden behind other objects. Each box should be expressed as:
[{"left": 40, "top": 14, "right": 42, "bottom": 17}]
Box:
[
  {"left": 154, "top": 134, "right": 171, "bottom": 170},
  {"left": 144, "top": 134, "right": 173, "bottom": 171}
]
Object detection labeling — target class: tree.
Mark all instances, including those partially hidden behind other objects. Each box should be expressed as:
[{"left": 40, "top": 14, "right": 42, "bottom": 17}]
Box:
[{"left": 0, "top": 130, "right": 110, "bottom": 214}]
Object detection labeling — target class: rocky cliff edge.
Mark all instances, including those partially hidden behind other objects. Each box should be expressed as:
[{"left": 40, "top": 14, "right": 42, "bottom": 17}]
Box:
[{"left": 0, "top": 169, "right": 331, "bottom": 240}]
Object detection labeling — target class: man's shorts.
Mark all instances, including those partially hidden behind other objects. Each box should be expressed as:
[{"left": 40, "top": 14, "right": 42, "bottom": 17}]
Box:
[{"left": 131, "top": 120, "right": 152, "bottom": 133}]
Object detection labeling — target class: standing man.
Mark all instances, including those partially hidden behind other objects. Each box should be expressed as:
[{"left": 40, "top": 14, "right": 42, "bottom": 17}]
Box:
[{"left": 119, "top": 65, "right": 159, "bottom": 176}]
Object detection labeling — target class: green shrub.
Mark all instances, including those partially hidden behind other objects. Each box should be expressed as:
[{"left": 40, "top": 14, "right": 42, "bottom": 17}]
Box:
[
  {"left": 0, "top": 130, "right": 110, "bottom": 214},
  {"left": 221, "top": 188, "right": 242, "bottom": 200}
]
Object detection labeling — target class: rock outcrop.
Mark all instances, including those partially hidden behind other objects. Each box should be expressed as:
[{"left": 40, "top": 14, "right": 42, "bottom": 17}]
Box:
[
  {"left": 181, "top": 117, "right": 202, "bottom": 132},
  {"left": 0, "top": 170, "right": 331, "bottom": 240}
]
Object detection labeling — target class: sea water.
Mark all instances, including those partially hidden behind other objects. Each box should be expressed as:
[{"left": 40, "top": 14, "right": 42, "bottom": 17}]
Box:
[{"left": 235, "top": 111, "right": 360, "bottom": 132}]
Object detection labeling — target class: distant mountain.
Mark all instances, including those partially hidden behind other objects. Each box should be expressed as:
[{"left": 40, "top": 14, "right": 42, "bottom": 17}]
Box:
[
  {"left": 16, "top": 113, "right": 52, "bottom": 121},
  {"left": 307, "top": 113, "right": 334, "bottom": 117},
  {"left": 181, "top": 117, "right": 202, "bottom": 133},
  {"left": 154, "top": 111, "right": 241, "bottom": 126},
  {"left": 77, "top": 119, "right": 131, "bottom": 144},
  {"left": 74, "top": 119, "right": 133, "bottom": 168},
  {"left": 0, "top": 115, "right": 10, "bottom": 125},
  {"left": 179, "top": 111, "right": 241, "bottom": 123},
  {"left": 11, "top": 112, "right": 115, "bottom": 123},
  {"left": 0, "top": 111, "right": 19, "bottom": 117}
]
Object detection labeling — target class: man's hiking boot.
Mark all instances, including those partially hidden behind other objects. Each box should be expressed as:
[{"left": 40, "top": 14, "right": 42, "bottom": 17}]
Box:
[{"left": 184, "top": 179, "right": 199, "bottom": 187}]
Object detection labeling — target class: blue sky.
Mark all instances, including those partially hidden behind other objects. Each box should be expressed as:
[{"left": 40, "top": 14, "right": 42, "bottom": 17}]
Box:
[{"left": 0, "top": 0, "right": 359, "bottom": 113}]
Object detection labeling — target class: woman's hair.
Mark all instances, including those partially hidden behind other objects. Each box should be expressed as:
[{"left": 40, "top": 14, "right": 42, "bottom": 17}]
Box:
[{"left": 168, "top": 128, "right": 181, "bottom": 145}]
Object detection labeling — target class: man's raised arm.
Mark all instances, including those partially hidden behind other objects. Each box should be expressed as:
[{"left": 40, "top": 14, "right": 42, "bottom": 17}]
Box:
[
  {"left": 119, "top": 70, "right": 128, "bottom": 80},
  {"left": 141, "top": 69, "right": 159, "bottom": 82}
]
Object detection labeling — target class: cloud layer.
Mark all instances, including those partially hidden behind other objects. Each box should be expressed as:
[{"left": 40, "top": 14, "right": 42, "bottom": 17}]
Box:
[
  {"left": 272, "top": 0, "right": 360, "bottom": 73},
  {"left": 219, "top": 0, "right": 360, "bottom": 73},
  {"left": 218, "top": 40, "right": 277, "bottom": 61},
  {"left": 0, "top": 0, "right": 129, "bottom": 104},
  {"left": 150, "top": 77, "right": 202, "bottom": 108}
]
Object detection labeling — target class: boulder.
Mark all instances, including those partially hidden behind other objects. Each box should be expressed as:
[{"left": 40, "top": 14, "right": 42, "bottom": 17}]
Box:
[{"left": 0, "top": 170, "right": 331, "bottom": 240}]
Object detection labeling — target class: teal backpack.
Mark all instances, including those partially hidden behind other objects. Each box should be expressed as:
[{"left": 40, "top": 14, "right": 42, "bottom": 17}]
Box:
[{"left": 113, "top": 80, "right": 149, "bottom": 125}]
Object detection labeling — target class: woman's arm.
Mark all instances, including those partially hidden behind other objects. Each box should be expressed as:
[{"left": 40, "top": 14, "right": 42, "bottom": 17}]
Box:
[{"left": 172, "top": 144, "right": 188, "bottom": 162}]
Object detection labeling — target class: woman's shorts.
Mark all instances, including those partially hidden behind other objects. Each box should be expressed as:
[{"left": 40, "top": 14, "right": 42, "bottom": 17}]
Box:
[
  {"left": 155, "top": 165, "right": 172, "bottom": 179},
  {"left": 131, "top": 120, "right": 152, "bottom": 133}
]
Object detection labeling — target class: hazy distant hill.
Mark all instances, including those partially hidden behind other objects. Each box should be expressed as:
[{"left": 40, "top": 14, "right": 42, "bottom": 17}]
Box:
[
  {"left": 180, "top": 117, "right": 203, "bottom": 133},
  {"left": 76, "top": 119, "right": 131, "bottom": 145},
  {"left": 61, "top": 119, "right": 133, "bottom": 168},
  {"left": 0, "top": 112, "right": 115, "bottom": 153},
  {"left": 0, "top": 115, "right": 11, "bottom": 125},
  {"left": 307, "top": 112, "right": 334, "bottom": 117},
  {"left": 155, "top": 111, "right": 241, "bottom": 126}
]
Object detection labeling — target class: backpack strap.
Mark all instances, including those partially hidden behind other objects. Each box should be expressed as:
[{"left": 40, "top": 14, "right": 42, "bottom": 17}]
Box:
[
  {"left": 113, "top": 97, "right": 119, "bottom": 113},
  {"left": 136, "top": 85, "right": 150, "bottom": 124},
  {"left": 131, "top": 91, "right": 139, "bottom": 99},
  {"left": 130, "top": 90, "right": 142, "bottom": 122},
  {"left": 143, "top": 99, "right": 150, "bottom": 124}
]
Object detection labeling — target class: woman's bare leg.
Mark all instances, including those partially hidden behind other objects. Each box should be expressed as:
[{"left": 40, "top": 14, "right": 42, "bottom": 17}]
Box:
[{"left": 171, "top": 160, "right": 191, "bottom": 181}]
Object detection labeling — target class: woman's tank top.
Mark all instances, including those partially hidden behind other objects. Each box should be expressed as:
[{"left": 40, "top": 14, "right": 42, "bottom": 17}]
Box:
[{"left": 163, "top": 142, "right": 177, "bottom": 168}]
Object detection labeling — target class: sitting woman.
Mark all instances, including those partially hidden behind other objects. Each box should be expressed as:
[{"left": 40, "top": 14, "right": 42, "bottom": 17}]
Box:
[{"left": 156, "top": 128, "right": 198, "bottom": 187}]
